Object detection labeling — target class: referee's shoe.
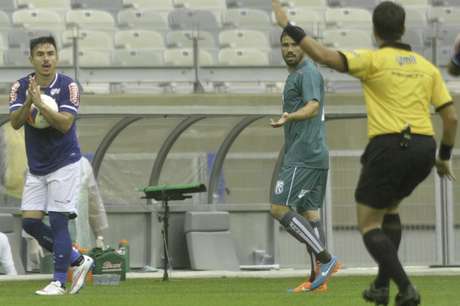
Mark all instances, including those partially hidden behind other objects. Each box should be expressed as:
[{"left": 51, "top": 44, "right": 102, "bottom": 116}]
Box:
[
  {"left": 362, "top": 283, "right": 389, "bottom": 305},
  {"left": 395, "top": 285, "right": 420, "bottom": 306}
]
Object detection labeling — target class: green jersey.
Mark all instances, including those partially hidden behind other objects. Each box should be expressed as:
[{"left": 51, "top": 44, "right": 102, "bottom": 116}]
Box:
[{"left": 282, "top": 59, "right": 329, "bottom": 169}]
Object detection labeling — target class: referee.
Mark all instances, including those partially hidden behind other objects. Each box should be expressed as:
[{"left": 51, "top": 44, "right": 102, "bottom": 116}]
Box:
[{"left": 273, "top": 1, "right": 457, "bottom": 306}]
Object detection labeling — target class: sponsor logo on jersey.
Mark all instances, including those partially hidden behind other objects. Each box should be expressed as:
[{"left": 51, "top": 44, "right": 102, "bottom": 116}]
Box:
[
  {"left": 275, "top": 180, "right": 284, "bottom": 195},
  {"left": 9, "top": 81, "right": 20, "bottom": 102},
  {"left": 50, "top": 88, "right": 61, "bottom": 96},
  {"left": 68, "top": 82, "right": 80, "bottom": 107},
  {"left": 298, "top": 189, "right": 311, "bottom": 199}
]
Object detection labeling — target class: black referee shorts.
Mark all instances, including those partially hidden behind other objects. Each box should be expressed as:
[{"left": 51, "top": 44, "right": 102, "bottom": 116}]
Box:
[{"left": 355, "top": 134, "right": 436, "bottom": 209}]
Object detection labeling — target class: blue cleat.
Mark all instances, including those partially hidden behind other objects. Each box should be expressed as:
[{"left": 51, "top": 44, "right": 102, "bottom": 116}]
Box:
[{"left": 310, "top": 256, "right": 338, "bottom": 291}]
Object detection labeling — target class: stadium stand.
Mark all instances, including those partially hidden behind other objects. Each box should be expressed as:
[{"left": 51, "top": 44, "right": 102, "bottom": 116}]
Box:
[
  {"left": 225, "top": 0, "right": 272, "bottom": 11},
  {"left": 322, "top": 28, "right": 374, "bottom": 49},
  {"left": 4, "top": 48, "right": 29, "bottom": 66},
  {"left": 60, "top": 48, "right": 112, "bottom": 66},
  {"left": 0, "top": 0, "right": 16, "bottom": 12},
  {"left": 166, "top": 30, "right": 217, "bottom": 50},
  {"left": 327, "top": 0, "right": 378, "bottom": 9},
  {"left": 71, "top": 0, "right": 123, "bottom": 11},
  {"left": 272, "top": 8, "right": 323, "bottom": 37},
  {"left": 122, "top": 0, "right": 174, "bottom": 11},
  {"left": 117, "top": 9, "right": 170, "bottom": 30},
  {"left": 325, "top": 7, "right": 372, "bottom": 28},
  {"left": 163, "top": 48, "right": 214, "bottom": 66},
  {"left": 62, "top": 29, "right": 114, "bottom": 50},
  {"left": 219, "top": 29, "right": 270, "bottom": 50},
  {"left": 280, "top": 0, "right": 327, "bottom": 10},
  {"left": 115, "top": 30, "right": 165, "bottom": 49},
  {"left": 222, "top": 8, "right": 271, "bottom": 30},
  {"left": 12, "top": 8, "right": 65, "bottom": 30},
  {"left": 173, "top": 0, "right": 227, "bottom": 11},
  {"left": 16, "top": 0, "right": 71, "bottom": 12},
  {"left": 218, "top": 48, "right": 269, "bottom": 66},
  {"left": 65, "top": 9, "right": 116, "bottom": 31},
  {"left": 8, "top": 28, "right": 61, "bottom": 49},
  {"left": 168, "top": 8, "right": 220, "bottom": 31},
  {"left": 112, "top": 49, "right": 164, "bottom": 67}
]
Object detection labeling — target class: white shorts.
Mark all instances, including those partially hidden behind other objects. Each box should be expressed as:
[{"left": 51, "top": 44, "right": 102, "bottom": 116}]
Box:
[{"left": 21, "top": 159, "right": 82, "bottom": 214}]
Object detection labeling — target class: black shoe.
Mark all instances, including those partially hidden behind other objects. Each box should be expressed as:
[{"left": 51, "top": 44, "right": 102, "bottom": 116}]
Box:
[
  {"left": 362, "top": 283, "right": 389, "bottom": 306},
  {"left": 395, "top": 285, "right": 421, "bottom": 306}
]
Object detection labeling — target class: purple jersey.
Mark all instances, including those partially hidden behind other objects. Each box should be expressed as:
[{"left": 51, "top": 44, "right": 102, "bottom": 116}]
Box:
[{"left": 9, "top": 73, "right": 81, "bottom": 175}]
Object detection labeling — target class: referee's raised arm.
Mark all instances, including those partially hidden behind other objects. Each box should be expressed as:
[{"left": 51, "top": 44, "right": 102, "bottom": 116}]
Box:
[{"left": 272, "top": 0, "right": 347, "bottom": 72}]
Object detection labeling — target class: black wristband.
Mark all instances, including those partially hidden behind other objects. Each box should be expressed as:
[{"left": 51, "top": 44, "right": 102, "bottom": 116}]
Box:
[
  {"left": 439, "top": 143, "right": 453, "bottom": 160},
  {"left": 284, "top": 22, "right": 306, "bottom": 44}
]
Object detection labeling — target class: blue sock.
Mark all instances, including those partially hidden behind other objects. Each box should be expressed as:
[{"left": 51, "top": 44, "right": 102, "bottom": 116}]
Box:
[
  {"left": 23, "top": 218, "right": 82, "bottom": 266},
  {"left": 49, "top": 212, "right": 72, "bottom": 286},
  {"left": 22, "top": 218, "right": 54, "bottom": 252}
]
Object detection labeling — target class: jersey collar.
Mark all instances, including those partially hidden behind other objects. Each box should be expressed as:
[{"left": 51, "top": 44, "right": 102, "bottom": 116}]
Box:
[
  {"left": 379, "top": 42, "right": 412, "bottom": 51},
  {"left": 294, "top": 59, "right": 307, "bottom": 71}
]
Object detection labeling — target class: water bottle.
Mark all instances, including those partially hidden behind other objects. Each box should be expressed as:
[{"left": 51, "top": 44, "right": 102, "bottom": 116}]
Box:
[{"left": 118, "top": 239, "right": 130, "bottom": 273}]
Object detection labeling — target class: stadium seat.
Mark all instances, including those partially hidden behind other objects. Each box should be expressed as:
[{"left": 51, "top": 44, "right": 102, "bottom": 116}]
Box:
[
  {"left": 12, "top": 9, "right": 65, "bottom": 30},
  {"left": 117, "top": 9, "right": 170, "bottom": 31},
  {"left": 222, "top": 8, "right": 271, "bottom": 30},
  {"left": 8, "top": 28, "right": 62, "bottom": 49},
  {"left": 115, "top": 30, "right": 165, "bottom": 49},
  {"left": 218, "top": 48, "right": 269, "bottom": 66},
  {"left": 328, "top": 0, "right": 378, "bottom": 10},
  {"left": 402, "top": 28, "right": 428, "bottom": 55},
  {"left": 168, "top": 8, "right": 220, "bottom": 32},
  {"left": 16, "top": 0, "right": 71, "bottom": 12},
  {"left": 272, "top": 8, "right": 323, "bottom": 37},
  {"left": 436, "top": 24, "right": 460, "bottom": 46},
  {"left": 391, "top": 0, "right": 430, "bottom": 5},
  {"left": 429, "top": 6, "right": 460, "bottom": 23},
  {"left": 60, "top": 47, "right": 112, "bottom": 66},
  {"left": 0, "top": 10, "right": 10, "bottom": 32},
  {"left": 4, "top": 48, "right": 29, "bottom": 66},
  {"left": 62, "top": 29, "right": 114, "bottom": 50},
  {"left": 280, "top": 0, "right": 327, "bottom": 10},
  {"left": 166, "top": 30, "right": 216, "bottom": 49},
  {"left": 322, "top": 28, "right": 374, "bottom": 49},
  {"left": 173, "top": 0, "right": 226, "bottom": 10},
  {"left": 71, "top": 0, "right": 124, "bottom": 14},
  {"left": 184, "top": 211, "right": 239, "bottom": 271},
  {"left": 325, "top": 7, "right": 372, "bottom": 28},
  {"left": 219, "top": 29, "right": 270, "bottom": 50},
  {"left": 113, "top": 49, "right": 164, "bottom": 66},
  {"left": 66, "top": 9, "right": 115, "bottom": 31},
  {"left": 0, "top": 213, "right": 25, "bottom": 274},
  {"left": 163, "top": 48, "right": 214, "bottom": 66},
  {"left": 226, "top": 0, "right": 272, "bottom": 11},
  {"left": 405, "top": 7, "right": 429, "bottom": 27},
  {"left": 269, "top": 48, "right": 284, "bottom": 65},
  {"left": 122, "top": 0, "right": 174, "bottom": 11},
  {"left": 0, "top": 0, "right": 16, "bottom": 12}
]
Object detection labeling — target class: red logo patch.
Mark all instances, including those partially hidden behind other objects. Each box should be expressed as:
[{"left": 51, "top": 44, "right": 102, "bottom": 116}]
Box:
[
  {"left": 68, "top": 82, "right": 80, "bottom": 107},
  {"left": 9, "top": 81, "right": 20, "bottom": 103}
]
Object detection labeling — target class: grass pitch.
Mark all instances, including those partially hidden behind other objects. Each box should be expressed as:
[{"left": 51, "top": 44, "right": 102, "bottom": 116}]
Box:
[{"left": 0, "top": 275, "right": 459, "bottom": 306}]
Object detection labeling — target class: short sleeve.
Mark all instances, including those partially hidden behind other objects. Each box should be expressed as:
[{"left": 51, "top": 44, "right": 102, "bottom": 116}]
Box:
[
  {"left": 432, "top": 68, "right": 452, "bottom": 110},
  {"left": 8, "top": 81, "right": 26, "bottom": 113},
  {"left": 300, "top": 67, "right": 322, "bottom": 104},
  {"left": 340, "top": 49, "right": 374, "bottom": 80},
  {"left": 59, "top": 81, "right": 80, "bottom": 115}
]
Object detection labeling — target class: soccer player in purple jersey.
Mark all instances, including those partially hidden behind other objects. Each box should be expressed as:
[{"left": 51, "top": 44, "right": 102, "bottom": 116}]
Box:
[{"left": 8, "top": 36, "right": 93, "bottom": 295}]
